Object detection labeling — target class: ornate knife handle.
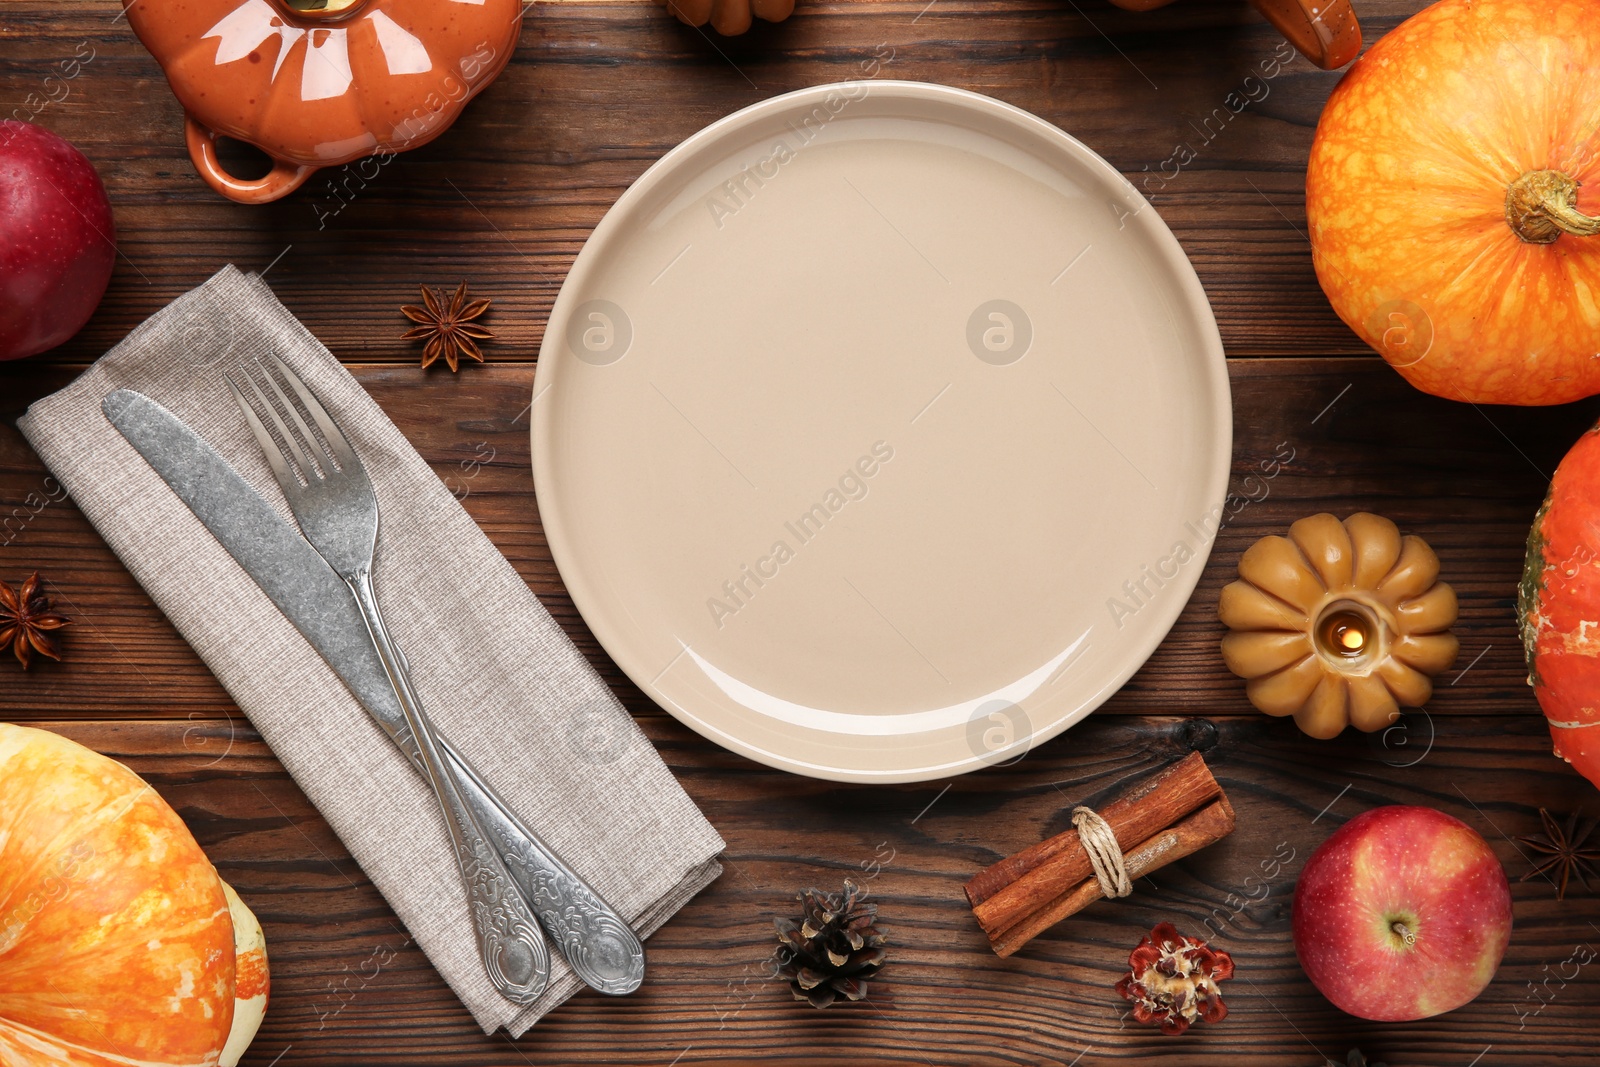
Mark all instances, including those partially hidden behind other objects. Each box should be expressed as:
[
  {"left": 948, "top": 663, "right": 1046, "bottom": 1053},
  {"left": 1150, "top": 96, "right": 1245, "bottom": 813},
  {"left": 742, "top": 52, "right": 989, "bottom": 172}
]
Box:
[
  {"left": 347, "top": 569, "right": 551, "bottom": 1005},
  {"left": 441, "top": 742, "right": 646, "bottom": 996},
  {"left": 385, "top": 630, "right": 645, "bottom": 994}
]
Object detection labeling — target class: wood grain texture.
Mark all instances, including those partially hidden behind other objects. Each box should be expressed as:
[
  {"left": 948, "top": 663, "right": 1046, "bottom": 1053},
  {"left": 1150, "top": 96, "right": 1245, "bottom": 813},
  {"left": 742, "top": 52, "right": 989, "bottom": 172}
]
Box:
[{"left": 5, "top": 0, "right": 1600, "bottom": 1064}]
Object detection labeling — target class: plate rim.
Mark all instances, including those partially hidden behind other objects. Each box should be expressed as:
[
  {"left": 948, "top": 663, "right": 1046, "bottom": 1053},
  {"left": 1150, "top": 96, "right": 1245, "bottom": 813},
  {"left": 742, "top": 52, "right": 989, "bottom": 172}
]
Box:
[{"left": 532, "top": 78, "right": 1232, "bottom": 783}]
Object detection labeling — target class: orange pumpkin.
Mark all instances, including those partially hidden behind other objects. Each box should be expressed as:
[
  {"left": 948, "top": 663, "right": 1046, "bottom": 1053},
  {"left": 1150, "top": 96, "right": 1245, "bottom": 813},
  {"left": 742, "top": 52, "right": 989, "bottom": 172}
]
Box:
[
  {"left": 1306, "top": 0, "right": 1600, "bottom": 406},
  {"left": 123, "top": 0, "right": 522, "bottom": 203},
  {"left": 0, "top": 723, "right": 268, "bottom": 1067},
  {"left": 1521, "top": 423, "right": 1600, "bottom": 793}
]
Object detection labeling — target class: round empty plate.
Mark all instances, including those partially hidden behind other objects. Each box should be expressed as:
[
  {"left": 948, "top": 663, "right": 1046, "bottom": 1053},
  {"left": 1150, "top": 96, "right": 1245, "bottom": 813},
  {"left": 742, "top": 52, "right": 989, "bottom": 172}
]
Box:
[{"left": 533, "top": 81, "right": 1231, "bottom": 783}]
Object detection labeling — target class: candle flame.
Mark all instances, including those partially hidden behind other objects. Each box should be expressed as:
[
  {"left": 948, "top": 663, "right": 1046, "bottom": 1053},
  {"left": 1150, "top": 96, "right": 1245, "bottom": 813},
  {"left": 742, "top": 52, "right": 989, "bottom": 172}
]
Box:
[{"left": 1317, "top": 609, "right": 1371, "bottom": 660}]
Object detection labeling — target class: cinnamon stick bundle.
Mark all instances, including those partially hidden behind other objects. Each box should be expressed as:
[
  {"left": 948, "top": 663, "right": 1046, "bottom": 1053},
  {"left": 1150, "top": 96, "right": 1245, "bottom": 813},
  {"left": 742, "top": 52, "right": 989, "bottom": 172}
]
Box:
[{"left": 965, "top": 752, "right": 1235, "bottom": 956}]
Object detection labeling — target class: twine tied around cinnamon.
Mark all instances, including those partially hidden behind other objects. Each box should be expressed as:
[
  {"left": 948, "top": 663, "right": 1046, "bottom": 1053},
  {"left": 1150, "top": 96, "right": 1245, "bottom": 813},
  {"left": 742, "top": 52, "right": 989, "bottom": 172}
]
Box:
[
  {"left": 965, "top": 753, "right": 1236, "bottom": 958},
  {"left": 1071, "top": 805, "right": 1132, "bottom": 899}
]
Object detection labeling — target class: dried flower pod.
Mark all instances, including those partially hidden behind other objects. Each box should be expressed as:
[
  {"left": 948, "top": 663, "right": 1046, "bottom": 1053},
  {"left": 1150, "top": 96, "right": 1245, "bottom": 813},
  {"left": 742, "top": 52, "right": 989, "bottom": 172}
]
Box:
[
  {"left": 1219, "top": 512, "right": 1459, "bottom": 739},
  {"left": 1115, "top": 922, "right": 1233, "bottom": 1034}
]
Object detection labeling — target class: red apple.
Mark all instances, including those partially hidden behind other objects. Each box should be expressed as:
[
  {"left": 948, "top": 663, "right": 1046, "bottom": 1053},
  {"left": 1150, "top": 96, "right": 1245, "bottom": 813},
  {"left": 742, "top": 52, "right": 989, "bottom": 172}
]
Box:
[
  {"left": 0, "top": 120, "right": 116, "bottom": 361},
  {"left": 1293, "top": 805, "right": 1511, "bottom": 1021}
]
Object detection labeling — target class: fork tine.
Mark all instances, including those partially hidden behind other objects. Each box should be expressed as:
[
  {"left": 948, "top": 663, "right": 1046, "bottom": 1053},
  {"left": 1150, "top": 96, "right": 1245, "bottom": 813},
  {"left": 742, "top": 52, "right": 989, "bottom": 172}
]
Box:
[
  {"left": 237, "top": 361, "right": 321, "bottom": 482},
  {"left": 265, "top": 352, "right": 359, "bottom": 473},
  {"left": 226, "top": 371, "right": 305, "bottom": 493},
  {"left": 253, "top": 356, "right": 337, "bottom": 480}
]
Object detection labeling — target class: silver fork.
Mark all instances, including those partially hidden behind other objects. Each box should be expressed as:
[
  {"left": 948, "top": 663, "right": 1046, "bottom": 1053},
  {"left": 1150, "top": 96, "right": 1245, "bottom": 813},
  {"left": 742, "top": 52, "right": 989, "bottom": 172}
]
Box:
[
  {"left": 228, "top": 356, "right": 647, "bottom": 998},
  {"left": 227, "top": 354, "right": 552, "bottom": 1005},
  {"left": 228, "top": 356, "right": 646, "bottom": 999}
]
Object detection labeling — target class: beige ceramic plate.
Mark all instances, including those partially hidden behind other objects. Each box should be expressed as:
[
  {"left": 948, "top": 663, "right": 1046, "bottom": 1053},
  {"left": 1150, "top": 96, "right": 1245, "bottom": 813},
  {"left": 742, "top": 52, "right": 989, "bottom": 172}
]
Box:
[{"left": 533, "top": 81, "right": 1231, "bottom": 783}]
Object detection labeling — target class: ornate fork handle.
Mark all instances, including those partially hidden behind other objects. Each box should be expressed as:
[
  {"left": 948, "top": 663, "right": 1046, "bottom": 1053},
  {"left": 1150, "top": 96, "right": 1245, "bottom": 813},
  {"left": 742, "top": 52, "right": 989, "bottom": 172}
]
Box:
[
  {"left": 346, "top": 566, "right": 550, "bottom": 1005},
  {"left": 444, "top": 749, "right": 646, "bottom": 995},
  {"left": 377, "top": 648, "right": 646, "bottom": 994}
]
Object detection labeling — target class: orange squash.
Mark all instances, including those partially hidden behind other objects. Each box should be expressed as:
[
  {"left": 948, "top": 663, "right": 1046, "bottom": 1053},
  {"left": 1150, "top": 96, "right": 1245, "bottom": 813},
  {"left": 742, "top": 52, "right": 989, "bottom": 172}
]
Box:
[
  {"left": 123, "top": 0, "right": 522, "bottom": 203},
  {"left": 1306, "top": 0, "right": 1600, "bottom": 406},
  {"left": 1521, "top": 423, "right": 1600, "bottom": 793},
  {"left": 0, "top": 723, "right": 268, "bottom": 1067}
]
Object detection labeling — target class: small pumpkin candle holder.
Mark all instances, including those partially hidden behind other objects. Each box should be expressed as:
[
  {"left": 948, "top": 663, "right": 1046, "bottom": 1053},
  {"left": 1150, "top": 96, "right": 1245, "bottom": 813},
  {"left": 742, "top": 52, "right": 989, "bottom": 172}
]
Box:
[{"left": 1218, "top": 513, "right": 1459, "bottom": 739}]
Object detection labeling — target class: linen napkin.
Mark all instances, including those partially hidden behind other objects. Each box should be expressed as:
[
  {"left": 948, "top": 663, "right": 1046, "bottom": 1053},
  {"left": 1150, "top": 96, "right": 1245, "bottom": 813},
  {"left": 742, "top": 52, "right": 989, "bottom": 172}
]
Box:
[{"left": 16, "top": 265, "right": 725, "bottom": 1037}]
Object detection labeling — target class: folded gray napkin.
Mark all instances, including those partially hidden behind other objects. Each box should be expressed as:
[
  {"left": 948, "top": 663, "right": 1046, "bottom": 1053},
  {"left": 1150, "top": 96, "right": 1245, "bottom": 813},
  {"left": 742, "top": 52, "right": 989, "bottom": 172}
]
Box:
[{"left": 17, "top": 265, "right": 724, "bottom": 1037}]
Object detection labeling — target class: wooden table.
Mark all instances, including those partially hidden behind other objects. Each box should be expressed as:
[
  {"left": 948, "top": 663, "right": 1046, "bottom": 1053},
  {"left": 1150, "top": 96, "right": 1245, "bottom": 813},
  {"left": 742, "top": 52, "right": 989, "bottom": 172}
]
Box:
[{"left": 4, "top": 2, "right": 1597, "bottom": 1063}]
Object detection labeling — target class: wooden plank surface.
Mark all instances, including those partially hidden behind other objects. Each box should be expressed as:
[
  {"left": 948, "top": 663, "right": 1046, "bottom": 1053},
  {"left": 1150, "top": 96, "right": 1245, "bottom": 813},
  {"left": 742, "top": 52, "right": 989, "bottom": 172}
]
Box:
[{"left": 4, "top": 1, "right": 1599, "bottom": 1065}]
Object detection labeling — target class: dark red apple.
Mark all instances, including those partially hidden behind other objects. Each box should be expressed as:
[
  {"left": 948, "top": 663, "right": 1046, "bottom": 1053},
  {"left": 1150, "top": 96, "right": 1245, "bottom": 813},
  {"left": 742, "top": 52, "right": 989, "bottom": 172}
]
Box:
[
  {"left": 1293, "top": 805, "right": 1512, "bottom": 1021},
  {"left": 0, "top": 120, "right": 116, "bottom": 361}
]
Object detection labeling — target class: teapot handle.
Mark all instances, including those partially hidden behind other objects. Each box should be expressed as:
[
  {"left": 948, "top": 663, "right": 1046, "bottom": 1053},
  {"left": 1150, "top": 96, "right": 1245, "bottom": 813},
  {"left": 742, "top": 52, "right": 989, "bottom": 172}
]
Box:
[
  {"left": 185, "top": 114, "right": 315, "bottom": 205},
  {"left": 1099, "top": 0, "right": 1360, "bottom": 70},
  {"left": 1247, "top": 0, "right": 1361, "bottom": 70}
]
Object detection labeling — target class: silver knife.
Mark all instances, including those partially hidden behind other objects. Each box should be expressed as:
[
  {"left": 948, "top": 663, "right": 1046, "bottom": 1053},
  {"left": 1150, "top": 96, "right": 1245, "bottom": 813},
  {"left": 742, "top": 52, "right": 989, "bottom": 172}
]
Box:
[{"left": 103, "top": 388, "right": 645, "bottom": 997}]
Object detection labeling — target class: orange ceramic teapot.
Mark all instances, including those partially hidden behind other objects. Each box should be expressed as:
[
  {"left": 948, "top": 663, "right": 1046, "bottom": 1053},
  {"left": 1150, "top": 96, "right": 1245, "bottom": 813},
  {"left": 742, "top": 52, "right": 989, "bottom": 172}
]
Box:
[{"left": 123, "top": 0, "right": 522, "bottom": 204}]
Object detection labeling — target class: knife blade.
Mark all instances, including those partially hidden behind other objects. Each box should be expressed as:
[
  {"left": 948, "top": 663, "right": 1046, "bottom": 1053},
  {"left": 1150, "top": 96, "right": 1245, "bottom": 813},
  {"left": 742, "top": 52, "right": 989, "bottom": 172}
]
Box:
[{"left": 102, "top": 388, "right": 645, "bottom": 996}]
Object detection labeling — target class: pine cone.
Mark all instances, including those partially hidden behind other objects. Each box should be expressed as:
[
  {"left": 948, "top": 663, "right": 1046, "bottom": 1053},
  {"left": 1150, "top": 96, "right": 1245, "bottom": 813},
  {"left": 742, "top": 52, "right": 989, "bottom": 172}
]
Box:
[
  {"left": 774, "top": 879, "right": 887, "bottom": 1008},
  {"left": 1115, "top": 922, "right": 1233, "bottom": 1035}
]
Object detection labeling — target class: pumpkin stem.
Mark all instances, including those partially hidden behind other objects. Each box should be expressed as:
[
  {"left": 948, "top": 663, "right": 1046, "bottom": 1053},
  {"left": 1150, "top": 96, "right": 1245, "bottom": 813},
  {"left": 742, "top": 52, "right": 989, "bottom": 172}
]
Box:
[
  {"left": 279, "top": 0, "right": 368, "bottom": 17},
  {"left": 1506, "top": 170, "right": 1600, "bottom": 244}
]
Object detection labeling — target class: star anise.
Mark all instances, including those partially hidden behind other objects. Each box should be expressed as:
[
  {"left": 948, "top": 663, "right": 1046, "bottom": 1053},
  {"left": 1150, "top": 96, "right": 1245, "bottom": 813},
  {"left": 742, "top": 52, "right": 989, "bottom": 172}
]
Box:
[
  {"left": 401, "top": 282, "right": 493, "bottom": 372},
  {"left": 0, "top": 573, "right": 70, "bottom": 669},
  {"left": 1518, "top": 808, "right": 1600, "bottom": 900}
]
